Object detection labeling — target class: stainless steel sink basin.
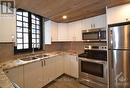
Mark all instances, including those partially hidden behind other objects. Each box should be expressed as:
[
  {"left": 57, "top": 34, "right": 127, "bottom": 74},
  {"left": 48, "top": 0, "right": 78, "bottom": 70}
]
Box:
[
  {"left": 20, "top": 54, "right": 50, "bottom": 61},
  {"left": 36, "top": 54, "right": 49, "bottom": 58},
  {"left": 20, "top": 57, "right": 38, "bottom": 61}
]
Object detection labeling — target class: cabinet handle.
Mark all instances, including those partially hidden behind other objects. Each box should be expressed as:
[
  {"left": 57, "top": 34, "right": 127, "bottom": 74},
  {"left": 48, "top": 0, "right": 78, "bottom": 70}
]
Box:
[
  {"left": 41, "top": 61, "right": 43, "bottom": 67},
  {"left": 91, "top": 24, "right": 92, "bottom": 28},
  {"left": 76, "top": 57, "right": 78, "bottom": 62},
  {"left": 6, "top": 71, "right": 9, "bottom": 73},
  {"left": 44, "top": 60, "right": 46, "bottom": 66}
]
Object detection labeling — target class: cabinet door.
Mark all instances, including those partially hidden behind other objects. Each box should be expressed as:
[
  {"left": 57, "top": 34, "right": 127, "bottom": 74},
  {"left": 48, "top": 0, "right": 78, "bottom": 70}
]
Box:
[
  {"left": 24, "top": 61, "right": 43, "bottom": 88},
  {"left": 0, "top": 14, "right": 16, "bottom": 42},
  {"left": 68, "top": 21, "right": 82, "bottom": 41},
  {"left": 64, "top": 55, "right": 71, "bottom": 75},
  {"left": 70, "top": 55, "right": 79, "bottom": 78},
  {"left": 55, "top": 55, "right": 64, "bottom": 77},
  {"left": 51, "top": 21, "right": 58, "bottom": 41},
  {"left": 94, "top": 14, "right": 106, "bottom": 28},
  {"left": 43, "top": 57, "right": 56, "bottom": 85},
  {"left": 58, "top": 23, "right": 68, "bottom": 41},
  {"left": 107, "top": 4, "right": 130, "bottom": 24},
  {"left": 4, "top": 66, "right": 24, "bottom": 88},
  {"left": 45, "top": 20, "right": 52, "bottom": 44}
]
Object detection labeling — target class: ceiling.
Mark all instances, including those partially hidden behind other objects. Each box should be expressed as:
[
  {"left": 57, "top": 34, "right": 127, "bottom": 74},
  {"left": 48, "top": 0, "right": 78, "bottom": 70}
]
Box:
[{"left": 15, "top": 0, "right": 130, "bottom": 23}]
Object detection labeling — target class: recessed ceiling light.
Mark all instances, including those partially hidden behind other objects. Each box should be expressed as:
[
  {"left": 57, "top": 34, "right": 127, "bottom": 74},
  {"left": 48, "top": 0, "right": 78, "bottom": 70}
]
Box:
[{"left": 62, "top": 15, "right": 67, "bottom": 19}]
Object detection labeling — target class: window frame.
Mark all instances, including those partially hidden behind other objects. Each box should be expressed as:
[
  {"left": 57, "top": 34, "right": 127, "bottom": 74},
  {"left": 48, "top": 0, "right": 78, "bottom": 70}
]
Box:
[{"left": 14, "top": 9, "right": 44, "bottom": 54}]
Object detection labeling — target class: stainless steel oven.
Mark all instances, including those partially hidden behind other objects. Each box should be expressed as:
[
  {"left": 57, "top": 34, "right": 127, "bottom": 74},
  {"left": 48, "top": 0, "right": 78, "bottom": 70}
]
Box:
[
  {"left": 82, "top": 28, "right": 106, "bottom": 41},
  {"left": 78, "top": 45, "right": 108, "bottom": 88}
]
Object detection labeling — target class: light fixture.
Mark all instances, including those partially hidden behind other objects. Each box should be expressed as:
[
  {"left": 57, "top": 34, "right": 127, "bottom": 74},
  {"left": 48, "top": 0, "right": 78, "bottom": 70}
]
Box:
[{"left": 62, "top": 15, "right": 67, "bottom": 19}]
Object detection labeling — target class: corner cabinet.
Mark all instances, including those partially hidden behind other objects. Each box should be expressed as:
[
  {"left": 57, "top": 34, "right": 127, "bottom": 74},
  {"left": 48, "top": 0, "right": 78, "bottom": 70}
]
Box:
[{"left": 64, "top": 54, "right": 79, "bottom": 78}]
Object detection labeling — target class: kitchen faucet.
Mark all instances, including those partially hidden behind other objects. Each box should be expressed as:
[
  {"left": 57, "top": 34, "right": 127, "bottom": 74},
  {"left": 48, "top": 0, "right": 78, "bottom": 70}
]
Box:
[{"left": 32, "top": 42, "right": 35, "bottom": 54}]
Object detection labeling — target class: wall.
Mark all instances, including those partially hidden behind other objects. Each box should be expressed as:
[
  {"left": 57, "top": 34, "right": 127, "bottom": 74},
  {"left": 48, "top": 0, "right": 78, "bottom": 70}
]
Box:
[{"left": 0, "top": 42, "right": 84, "bottom": 63}]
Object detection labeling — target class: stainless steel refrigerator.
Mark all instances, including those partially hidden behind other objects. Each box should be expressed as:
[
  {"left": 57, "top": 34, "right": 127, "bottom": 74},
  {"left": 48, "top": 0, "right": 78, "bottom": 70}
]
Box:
[{"left": 108, "top": 23, "right": 130, "bottom": 88}]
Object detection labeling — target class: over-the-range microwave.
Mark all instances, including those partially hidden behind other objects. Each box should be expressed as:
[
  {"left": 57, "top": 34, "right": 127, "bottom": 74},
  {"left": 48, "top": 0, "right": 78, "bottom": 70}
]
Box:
[{"left": 82, "top": 28, "right": 106, "bottom": 42}]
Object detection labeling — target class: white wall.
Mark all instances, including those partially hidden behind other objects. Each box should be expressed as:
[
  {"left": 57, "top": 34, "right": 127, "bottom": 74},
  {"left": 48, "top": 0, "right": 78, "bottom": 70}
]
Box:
[{"left": 107, "top": 3, "right": 130, "bottom": 24}]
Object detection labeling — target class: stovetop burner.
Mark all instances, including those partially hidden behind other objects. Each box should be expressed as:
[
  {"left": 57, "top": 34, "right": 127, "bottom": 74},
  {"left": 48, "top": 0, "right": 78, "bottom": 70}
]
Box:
[{"left": 78, "top": 50, "right": 107, "bottom": 61}]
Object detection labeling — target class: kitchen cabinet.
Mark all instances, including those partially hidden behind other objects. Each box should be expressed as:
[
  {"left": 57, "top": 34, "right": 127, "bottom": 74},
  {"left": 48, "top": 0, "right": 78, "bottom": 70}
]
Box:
[
  {"left": 55, "top": 55, "right": 64, "bottom": 77},
  {"left": 4, "top": 66, "right": 24, "bottom": 88},
  {"left": 43, "top": 55, "right": 64, "bottom": 86},
  {"left": 24, "top": 61, "right": 43, "bottom": 88},
  {"left": 58, "top": 23, "right": 69, "bottom": 41},
  {"left": 43, "top": 57, "right": 56, "bottom": 85},
  {"left": 0, "top": 14, "right": 16, "bottom": 42},
  {"left": 64, "top": 55, "right": 71, "bottom": 75},
  {"left": 107, "top": 3, "right": 130, "bottom": 24},
  {"left": 45, "top": 20, "right": 58, "bottom": 43},
  {"left": 44, "top": 20, "right": 52, "bottom": 44},
  {"left": 81, "top": 14, "right": 106, "bottom": 29},
  {"left": 51, "top": 21, "right": 58, "bottom": 41},
  {"left": 70, "top": 55, "right": 79, "bottom": 78},
  {"left": 68, "top": 21, "right": 82, "bottom": 41},
  {"left": 64, "top": 54, "right": 79, "bottom": 78}
]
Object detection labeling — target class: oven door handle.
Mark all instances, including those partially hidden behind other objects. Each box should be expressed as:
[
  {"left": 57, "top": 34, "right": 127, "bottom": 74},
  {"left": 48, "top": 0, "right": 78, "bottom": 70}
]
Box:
[{"left": 79, "top": 58, "right": 106, "bottom": 64}]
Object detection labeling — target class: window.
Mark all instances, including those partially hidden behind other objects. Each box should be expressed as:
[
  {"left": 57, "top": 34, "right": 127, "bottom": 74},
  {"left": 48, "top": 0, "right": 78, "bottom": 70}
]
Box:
[{"left": 15, "top": 9, "right": 43, "bottom": 53}]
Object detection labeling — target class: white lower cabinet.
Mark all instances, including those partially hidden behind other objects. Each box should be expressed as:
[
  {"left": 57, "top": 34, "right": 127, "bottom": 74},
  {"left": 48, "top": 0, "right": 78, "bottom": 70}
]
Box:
[
  {"left": 43, "top": 57, "right": 56, "bottom": 85},
  {"left": 55, "top": 55, "right": 64, "bottom": 77},
  {"left": 43, "top": 55, "right": 64, "bottom": 86},
  {"left": 64, "top": 54, "right": 79, "bottom": 78},
  {"left": 4, "top": 54, "right": 79, "bottom": 88},
  {"left": 24, "top": 61, "right": 43, "bottom": 88},
  {"left": 4, "top": 66, "right": 24, "bottom": 88},
  {"left": 70, "top": 55, "right": 79, "bottom": 78}
]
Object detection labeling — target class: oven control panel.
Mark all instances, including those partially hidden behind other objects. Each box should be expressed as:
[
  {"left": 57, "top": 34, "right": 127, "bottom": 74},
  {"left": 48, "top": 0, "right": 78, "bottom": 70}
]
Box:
[
  {"left": 99, "top": 46, "right": 107, "bottom": 50},
  {"left": 84, "top": 45, "right": 107, "bottom": 50}
]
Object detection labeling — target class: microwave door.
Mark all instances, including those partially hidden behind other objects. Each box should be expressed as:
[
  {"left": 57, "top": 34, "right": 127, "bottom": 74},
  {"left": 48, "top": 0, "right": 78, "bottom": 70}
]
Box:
[{"left": 82, "top": 32, "right": 99, "bottom": 40}]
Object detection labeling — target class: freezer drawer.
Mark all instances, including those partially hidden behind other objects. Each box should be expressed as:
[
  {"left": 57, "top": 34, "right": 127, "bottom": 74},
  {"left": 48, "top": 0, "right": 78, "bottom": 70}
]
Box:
[
  {"left": 109, "top": 50, "right": 130, "bottom": 88},
  {"left": 108, "top": 25, "right": 130, "bottom": 49}
]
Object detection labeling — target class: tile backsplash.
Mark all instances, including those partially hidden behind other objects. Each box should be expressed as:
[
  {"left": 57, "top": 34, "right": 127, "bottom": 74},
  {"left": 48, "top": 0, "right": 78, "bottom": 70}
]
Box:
[{"left": 0, "top": 41, "right": 84, "bottom": 63}]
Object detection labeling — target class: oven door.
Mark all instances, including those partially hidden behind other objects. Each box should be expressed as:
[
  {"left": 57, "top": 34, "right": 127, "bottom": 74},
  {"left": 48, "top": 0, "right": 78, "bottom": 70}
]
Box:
[{"left": 79, "top": 57, "right": 107, "bottom": 84}]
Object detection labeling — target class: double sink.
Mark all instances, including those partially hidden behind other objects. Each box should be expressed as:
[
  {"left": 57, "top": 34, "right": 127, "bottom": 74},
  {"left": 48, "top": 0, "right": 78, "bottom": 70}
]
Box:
[{"left": 20, "top": 54, "right": 50, "bottom": 61}]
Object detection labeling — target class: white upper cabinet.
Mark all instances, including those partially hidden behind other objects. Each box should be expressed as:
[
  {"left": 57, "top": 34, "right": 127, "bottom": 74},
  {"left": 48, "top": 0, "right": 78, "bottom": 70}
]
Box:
[
  {"left": 44, "top": 20, "right": 58, "bottom": 44},
  {"left": 44, "top": 20, "right": 52, "bottom": 44},
  {"left": 68, "top": 21, "right": 82, "bottom": 41},
  {"left": 58, "top": 23, "right": 69, "bottom": 41},
  {"left": 81, "top": 14, "right": 106, "bottom": 30},
  {"left": 50, "top": 14, "right": 106, "bottom": 42},
  {"left": 51, "top": 21, "right": 58, "bottom": 41},
  {"left": 107, "top": 3, "right": 130, "bottom": 24},
  {"left": 0, "top": 14, "right": 16, "bottom": 42}
]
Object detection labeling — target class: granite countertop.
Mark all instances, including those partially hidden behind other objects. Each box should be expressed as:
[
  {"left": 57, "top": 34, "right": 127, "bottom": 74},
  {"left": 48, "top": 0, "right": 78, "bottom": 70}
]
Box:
[{"left": 0, "top": 51, "right": 78, "bottom": 88}]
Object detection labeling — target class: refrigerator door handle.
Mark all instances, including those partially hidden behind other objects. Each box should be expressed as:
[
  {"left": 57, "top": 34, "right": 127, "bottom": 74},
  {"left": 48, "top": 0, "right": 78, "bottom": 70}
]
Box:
[
  {"left": 108, "top": 28, "right": 113, "bottom": 49},
  {"left": 111, "top": 50, "right": 114, "bottom": 69}
]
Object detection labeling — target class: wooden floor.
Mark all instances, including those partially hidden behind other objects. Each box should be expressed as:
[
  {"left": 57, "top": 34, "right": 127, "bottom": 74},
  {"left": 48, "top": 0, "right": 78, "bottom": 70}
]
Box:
[{"left": 43, "top": 75, "right": 90, "bottom": 88}]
